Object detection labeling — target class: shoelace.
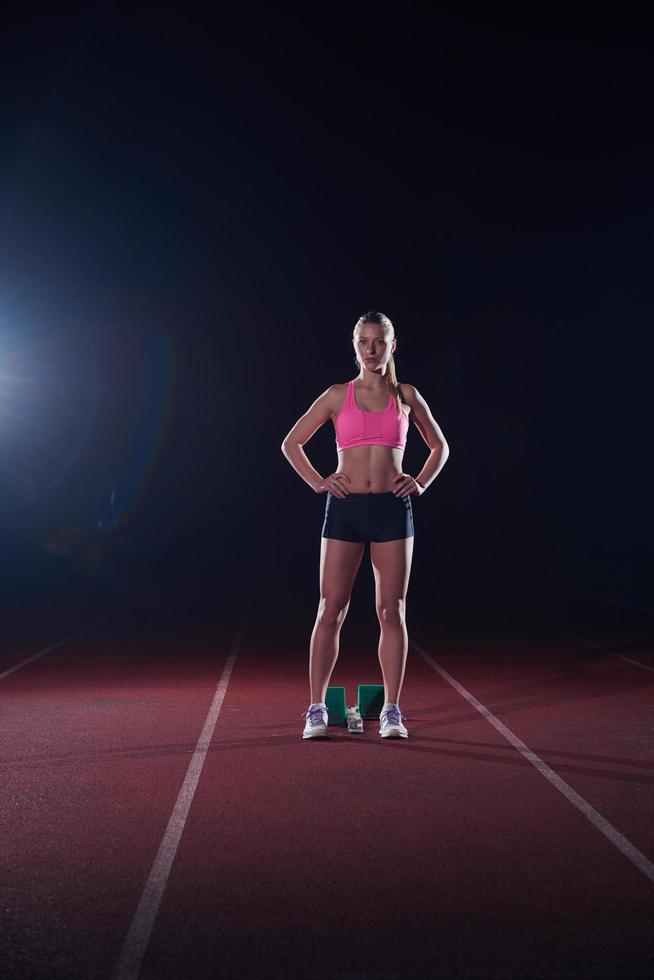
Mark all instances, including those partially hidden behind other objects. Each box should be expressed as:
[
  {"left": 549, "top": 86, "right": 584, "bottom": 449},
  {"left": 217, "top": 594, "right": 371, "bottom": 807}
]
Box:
[
  {"left": 300, "top": 704, "right": 327, "bottom": 725},
  {"left": 381, "top": 705, "right": 407, "bottom": 726},
  {"left": 299, "top": 705, "right": 407, "bottom": 726}
]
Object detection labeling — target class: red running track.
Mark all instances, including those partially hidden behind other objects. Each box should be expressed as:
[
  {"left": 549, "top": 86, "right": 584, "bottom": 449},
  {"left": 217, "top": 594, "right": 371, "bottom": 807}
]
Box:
[{"left": 1, "top": 589, "right": 653, "bottom": 979}]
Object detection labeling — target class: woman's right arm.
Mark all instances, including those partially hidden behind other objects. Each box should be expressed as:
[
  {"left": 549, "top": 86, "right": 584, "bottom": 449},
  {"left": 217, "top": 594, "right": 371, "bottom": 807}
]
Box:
[{"left": 280, "top": 386, "right": 336, "bottom": 493}]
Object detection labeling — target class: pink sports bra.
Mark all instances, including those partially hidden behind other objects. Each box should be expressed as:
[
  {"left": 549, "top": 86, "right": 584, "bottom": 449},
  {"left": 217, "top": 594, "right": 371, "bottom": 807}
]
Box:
[{"left": 334, "top": 379, "right": 409, "bottom": 452}]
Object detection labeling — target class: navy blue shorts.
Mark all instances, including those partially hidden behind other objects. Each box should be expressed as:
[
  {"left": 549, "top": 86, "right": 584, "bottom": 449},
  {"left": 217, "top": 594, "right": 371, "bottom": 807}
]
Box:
[{"left": 321, "top": 491, "right": 414, "bottom": 543}]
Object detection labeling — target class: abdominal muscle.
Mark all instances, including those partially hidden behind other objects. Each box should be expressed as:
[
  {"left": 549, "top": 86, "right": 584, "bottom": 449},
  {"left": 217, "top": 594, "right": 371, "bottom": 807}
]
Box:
[{"left": 335, "top": 445, "right": 405, "bottom": 493}]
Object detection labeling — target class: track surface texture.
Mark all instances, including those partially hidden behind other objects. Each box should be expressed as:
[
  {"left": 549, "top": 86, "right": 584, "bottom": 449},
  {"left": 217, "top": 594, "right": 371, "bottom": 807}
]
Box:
[{"left": 1, "top": 579, "right": 653, "bottom": 980}]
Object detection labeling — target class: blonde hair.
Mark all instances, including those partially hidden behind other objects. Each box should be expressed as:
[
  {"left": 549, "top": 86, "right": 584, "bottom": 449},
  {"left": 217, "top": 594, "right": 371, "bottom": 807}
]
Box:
[{"left": 354, "top": 310, "right": 403, "bottom": 417}]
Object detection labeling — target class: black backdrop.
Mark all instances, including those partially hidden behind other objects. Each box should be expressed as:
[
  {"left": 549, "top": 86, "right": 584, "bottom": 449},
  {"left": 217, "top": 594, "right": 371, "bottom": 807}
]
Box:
[{"left": 1, "top": 4, "right": 651, "bottom": 630}]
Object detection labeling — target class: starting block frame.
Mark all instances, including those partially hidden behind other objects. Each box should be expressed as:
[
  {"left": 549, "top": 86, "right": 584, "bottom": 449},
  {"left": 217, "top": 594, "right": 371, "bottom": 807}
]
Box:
[{"left": 325, "top": 684, "right": 386, "bottom": 726}]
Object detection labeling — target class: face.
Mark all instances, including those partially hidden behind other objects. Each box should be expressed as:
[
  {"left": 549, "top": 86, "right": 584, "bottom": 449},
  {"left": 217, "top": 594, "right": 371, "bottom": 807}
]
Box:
[{"left": 353, "top": 324, "right": 396, "bottom": 370}]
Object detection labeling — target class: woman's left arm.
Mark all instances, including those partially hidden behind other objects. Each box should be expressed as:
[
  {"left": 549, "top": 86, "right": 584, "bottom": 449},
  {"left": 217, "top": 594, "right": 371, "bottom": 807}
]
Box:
[{"left": 404, "top": 384, "right": 450, "bottom": 492}]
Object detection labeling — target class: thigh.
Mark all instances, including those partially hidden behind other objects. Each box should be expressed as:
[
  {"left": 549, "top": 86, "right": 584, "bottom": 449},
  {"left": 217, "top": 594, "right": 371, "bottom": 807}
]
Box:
[
  {"left": 319, "top": 536, "right": 365, "bottom": 604},
  {"left": 369, "top": 537, "right": 414, "bottom": 605}
]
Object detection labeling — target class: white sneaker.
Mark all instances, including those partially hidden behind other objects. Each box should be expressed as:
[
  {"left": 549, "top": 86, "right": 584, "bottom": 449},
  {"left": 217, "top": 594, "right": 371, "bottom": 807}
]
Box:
[
  {"left": 301, "top": 702, "right": 329, "bottom": 738},
  {"left": 379, "top": 703, "right": 408, "bottom": 738}
]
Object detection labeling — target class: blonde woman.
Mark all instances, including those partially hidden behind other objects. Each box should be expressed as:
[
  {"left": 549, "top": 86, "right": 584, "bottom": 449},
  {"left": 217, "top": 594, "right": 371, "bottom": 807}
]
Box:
[{"left": 281, "top": 311, "right": 449, "bottom": 740}]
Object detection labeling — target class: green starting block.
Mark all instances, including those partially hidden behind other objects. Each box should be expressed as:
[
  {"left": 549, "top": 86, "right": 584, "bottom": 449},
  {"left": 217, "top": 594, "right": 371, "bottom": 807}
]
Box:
[
  {"left": 358, "top": 684, "right": 385, "bottom": 720},
  {"left": 325, "top": 686, "right": 346, "bottom": 725},
  {"left": 325, "top": 684, "right": 386, "bottom": 725}
]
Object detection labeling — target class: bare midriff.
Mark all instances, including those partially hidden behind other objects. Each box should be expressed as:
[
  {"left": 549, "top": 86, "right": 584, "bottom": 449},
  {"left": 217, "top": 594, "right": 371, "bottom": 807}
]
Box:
[{"left": 334, "top": 444, "right": 406, "bottom": 493}]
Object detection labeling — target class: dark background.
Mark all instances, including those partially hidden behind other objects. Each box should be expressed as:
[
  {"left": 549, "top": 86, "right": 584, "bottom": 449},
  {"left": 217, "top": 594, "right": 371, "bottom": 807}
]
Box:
[{"left": 1, "top": 3, "right": 652, "bottom": 633}]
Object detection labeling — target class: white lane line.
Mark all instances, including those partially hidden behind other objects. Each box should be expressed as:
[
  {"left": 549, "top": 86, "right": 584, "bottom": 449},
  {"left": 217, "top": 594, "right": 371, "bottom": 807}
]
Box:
[
  {"left": 469, "top": 566, "right": 654, "bottom": 619},
  {"left": 469, "top": 570, "right": 654, "bottom": 674},
  {"left": 533, "top": 620, "right": 654, "bottom": 674},
  {"left": 0, "top": 608, "right": 120, "bottom": 681},
  {"left": 612, "top": 653, "right": 654, "bottom": 673},
  {"left": 508, "top": 612, "right": 654, "bottom": 675},
  {"left": 110, "top": 615, "right": 248, "bottom": 980},
  {"left": 535, "top": 582, "right": 654, "bottom": 621},
  {"left": 411, "top": 639, "right": 654, "bottom": 885}
]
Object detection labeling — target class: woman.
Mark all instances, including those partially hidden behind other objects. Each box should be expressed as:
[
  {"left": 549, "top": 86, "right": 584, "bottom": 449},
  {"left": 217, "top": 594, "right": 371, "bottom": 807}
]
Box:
[{"left": 281, "top": 311, "right": 449, "bottom": 740}]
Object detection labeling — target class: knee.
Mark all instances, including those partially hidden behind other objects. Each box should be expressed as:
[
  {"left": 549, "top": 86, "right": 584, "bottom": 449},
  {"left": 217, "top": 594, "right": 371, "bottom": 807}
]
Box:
[
  {"left": 376, "top": 597, "right": 406, "bottom": 626},
  {"left": 318, "top": 596, "right": 350, "bottom": 627}
]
